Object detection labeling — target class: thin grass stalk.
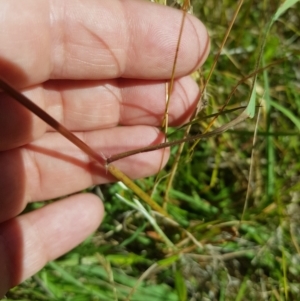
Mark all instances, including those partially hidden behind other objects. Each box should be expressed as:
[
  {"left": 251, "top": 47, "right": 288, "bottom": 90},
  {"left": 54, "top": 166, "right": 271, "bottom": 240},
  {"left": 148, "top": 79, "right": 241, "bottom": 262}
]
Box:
[
  {"left": 163, "top": 0, "right": 244, "bottom": 204},
  {"left": 0, "top": 77, "right": 170, "bottom": 218}
]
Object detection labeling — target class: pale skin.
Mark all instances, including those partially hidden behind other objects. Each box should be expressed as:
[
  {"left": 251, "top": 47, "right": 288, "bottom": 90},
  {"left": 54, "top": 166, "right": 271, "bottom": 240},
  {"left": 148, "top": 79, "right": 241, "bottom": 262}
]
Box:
[{"left": 0, "top": 0, "right": 209, "bottom": 296}]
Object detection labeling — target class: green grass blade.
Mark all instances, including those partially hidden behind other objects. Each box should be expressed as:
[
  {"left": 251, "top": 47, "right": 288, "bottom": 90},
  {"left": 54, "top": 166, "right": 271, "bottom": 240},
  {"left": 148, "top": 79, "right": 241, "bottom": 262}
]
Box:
[
  {"left": 273, "top": 0, "right": 300, "bottom": 22},
  {"left": 245, "top": 79, "right": 257, "bottom": 118},
  {"left": 263, "top": 64, "right": 275, "bottom": 200},
  {"left": 47, "top": 261, "right": 85, "bottom": 289},
  {"left": 270, "top": 100, "right": 300, "bottom": 131},
  {"left": 174, "top": 269, "right": 187, "bottom": 301}
]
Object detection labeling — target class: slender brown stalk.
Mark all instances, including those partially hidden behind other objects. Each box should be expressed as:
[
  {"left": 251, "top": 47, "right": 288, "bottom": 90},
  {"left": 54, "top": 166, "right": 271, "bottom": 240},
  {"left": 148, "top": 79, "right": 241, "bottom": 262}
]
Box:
[
  {"left": 202, "top": 0, "right": 244, "bottom": 91},
  {"left": 107, "top": 58, "right": 282, "bottom": 164},
  {"left": 0, "top": 77, "right": 170, "bottom": 217},
  {"left": 0, "top": 77, "right": 248, "bottom": 167},
  {"left": 107, "top": 109, "right": 249, "bottom": 164},
  {"left": 159, "top": 0, "right": 190, "bottom": 208},
  {"left": 162, "top": 0, "right": 243, "bottom": 206},
  {"left": 0, "top": 77, "right": 106, "bottom": 166},
  {"left": 161, "top": 2, "right": 187, "bottom": 131}
]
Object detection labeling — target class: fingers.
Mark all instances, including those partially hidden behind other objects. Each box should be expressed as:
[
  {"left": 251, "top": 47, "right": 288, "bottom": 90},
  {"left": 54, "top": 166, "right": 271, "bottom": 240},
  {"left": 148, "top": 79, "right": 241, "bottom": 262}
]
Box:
[
  {"left": 0, "top": 0, "right": 209, "bottom": 87},
  {"left": 0, "top": 194, "right": 104, "bottom": 297},
  {"left": 0, "top": 76, "right": 199, "bottom": 151},
  {"left": 0, "top": 126, "right": 169, "bottom": 222}
]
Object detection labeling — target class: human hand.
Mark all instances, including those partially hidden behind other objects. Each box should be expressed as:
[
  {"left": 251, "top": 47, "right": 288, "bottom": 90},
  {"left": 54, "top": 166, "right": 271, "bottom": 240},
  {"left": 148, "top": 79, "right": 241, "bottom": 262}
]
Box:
[{"left": 0, "top": 0, "right": 209, "bottom": 296}]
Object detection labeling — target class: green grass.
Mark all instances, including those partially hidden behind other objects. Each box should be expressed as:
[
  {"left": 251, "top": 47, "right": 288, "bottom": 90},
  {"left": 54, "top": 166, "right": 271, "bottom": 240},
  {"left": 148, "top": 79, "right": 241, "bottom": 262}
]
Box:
[{"left": 6, "top": 0, "right": 300, "bottom": 300}]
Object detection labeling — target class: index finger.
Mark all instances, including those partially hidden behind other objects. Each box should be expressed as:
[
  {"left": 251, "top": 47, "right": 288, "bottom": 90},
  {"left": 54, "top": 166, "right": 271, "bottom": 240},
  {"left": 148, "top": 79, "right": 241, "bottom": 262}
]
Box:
[{"left": 0, "top": 0, "right": 209, "bottom": 87}]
